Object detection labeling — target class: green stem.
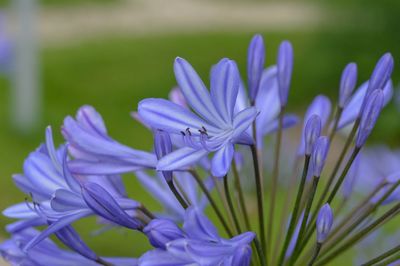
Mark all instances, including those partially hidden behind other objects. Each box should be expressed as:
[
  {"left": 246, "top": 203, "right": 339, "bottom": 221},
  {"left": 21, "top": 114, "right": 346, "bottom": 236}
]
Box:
[
  {"left": 361, "top": 243, "right": 400, "bottom": 266},
  {"left": 328, "top": 106, "right": 343, "bottom": 143},
  {"left": 167, "top": 180, "right": 189, "bottom": 209},
  {"left": 211, "top": 175, "right": 236, "bottom": 231},
  {"left": 376, "top": 252, "right": 400, "bottom": 266},
  {"left": 315, "top": 202, "right": 400, "bottom": 265},
  {"left": 232, "top": 159, "right": 251, "bottom": 231},
  {"left": 268, "top": 109, "right": 284, "bottom": 252},
  {"left": 139, "top": 204, "right": 155, "bottom": 220},
  {"left": 223, "top": 175, "right": 242, "bottom": 234},
  {"left": 189, "top": 170, "right": 233, "bottom": 237},
  {"left": 278, "top": 155, "right": 310, "bottom": 266},
  {"left": 250, "top": 144, "right": 266, "bottom": 254},
  {"left": 290, "top": 175, "right": 320, "bottom": 265},
  {"left": 308, "top": 242, "right": 322, "bottom": 266},
  {"left": 254, "top": 236, "right": 267, "bottom": 266}
]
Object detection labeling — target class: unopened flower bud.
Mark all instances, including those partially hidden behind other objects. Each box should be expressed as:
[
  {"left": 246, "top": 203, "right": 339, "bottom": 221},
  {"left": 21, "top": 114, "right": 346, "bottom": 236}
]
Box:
[
  {"left": 316, "top": 204, "right": 334, "bottom": 243},
  {"left": 154, "top": 130, "right": 173, "bottom": 182},
  {"left": 311, "top": 136, "right": 330, "bottom": 177},
  {"left": 277, "top": 41, "right": 293, "bottom": 107},
  {"left": 339, "top": 63, "right": 357, "bottom": 108},
  {"left": 247, "top": 34, "right": 265, "bottom": 101},
  {"left": 143, "top": 219, "right": 184, "bottom": 249},
  {"left": 356, "top": 89, "right": 384, "bottom": 148},
  {"left": 304, "top": 115, "right": 322, "bottom": 156}
]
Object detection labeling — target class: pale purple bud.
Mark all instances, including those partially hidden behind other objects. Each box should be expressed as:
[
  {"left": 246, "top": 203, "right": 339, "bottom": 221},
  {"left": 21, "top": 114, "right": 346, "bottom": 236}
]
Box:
[
  {"left": 356, "top": 89, "right": 384, "bottom": 148},
  {"left": 339, "top": 63, "right": 357, "bottom": 108},
  {"left": 304, "top": 115, "right": 322, "bottom": 156},
  {"left": 154, "top": 130, "right": 173, "bottom": 182},
  {"left": 143, "top": 219, "right": 184, "bottom": 249},
  {"left": 277, "top": 40, "right": 293, "bottom": 107},
  {"left": 316, "top": 204, "right": 334, "bottom": 243},
  {"left": 311, "top": 136, "right": 330, "bottom": 177},
  {"left": 169, "top": 87, "right": 187, "bottom": 108},
  {"left": 247, "top": 34, "right": 265, "bottom": 101},
  {"left": 367, "top": 53, "right": 394, "bottom": 95}
]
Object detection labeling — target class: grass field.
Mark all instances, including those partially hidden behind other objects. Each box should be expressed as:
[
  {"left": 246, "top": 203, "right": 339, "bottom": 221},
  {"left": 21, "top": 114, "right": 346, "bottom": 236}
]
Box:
[{"left": 0, "top": 30, "right": 399, "bottom": 263}]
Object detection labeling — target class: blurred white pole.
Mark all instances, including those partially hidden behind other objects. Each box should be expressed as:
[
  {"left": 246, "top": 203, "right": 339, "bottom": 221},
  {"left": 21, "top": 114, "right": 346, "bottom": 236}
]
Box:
[{"left": 11, "top": 0, "right": 40, "bottom": 133}]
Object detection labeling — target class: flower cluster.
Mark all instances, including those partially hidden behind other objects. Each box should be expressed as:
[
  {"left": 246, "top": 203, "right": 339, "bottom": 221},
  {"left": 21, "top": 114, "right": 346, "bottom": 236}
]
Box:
[{"left": 1, "top": 34, "right": 399, "bottom": 266}]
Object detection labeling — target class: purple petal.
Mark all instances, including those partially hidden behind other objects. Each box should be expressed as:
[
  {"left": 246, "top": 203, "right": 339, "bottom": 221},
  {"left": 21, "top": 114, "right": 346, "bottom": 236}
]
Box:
[
  {"left": 247, "top": 34, "right": 265, "bottom": 101},
  {"left": 277, "top": 41, "right": 294, "bottom": 107},
  {"left": 138, "top": 98, "right": 219, "bottom": 136},
  {"left": 232, "top": 107, "right": 258, "bottom": 141},
  {"left": 210, "top": 58, "right": 240, "bottom": 123},
  {"left": 211, "top": 144, "right": 234, "bottom": 177},
  {"left": 183, "top": 207, "right": 220, "bottom": 242},
  {"left": 339, "top": 63, "right": 358, "bottom": 108},
  {"left": 157, "top": 147, "right": 209, "bottom": 171},
  {"left": 174, "top": 57, "right": 226, "bottom": 126}
]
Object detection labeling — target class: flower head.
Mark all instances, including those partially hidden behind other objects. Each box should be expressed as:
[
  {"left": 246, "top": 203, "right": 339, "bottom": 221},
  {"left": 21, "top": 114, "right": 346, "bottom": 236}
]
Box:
[{"left": 316, "top": 204, "right": 334, "bottom": 243}]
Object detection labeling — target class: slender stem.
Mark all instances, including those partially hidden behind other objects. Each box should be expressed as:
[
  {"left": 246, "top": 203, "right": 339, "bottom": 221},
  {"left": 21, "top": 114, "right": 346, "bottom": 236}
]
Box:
[
  {"left": 167, "top": 180, "right": 189, "bottom": 209},
  {"left": 290, "top": 176, "right": 320, "bottom": 265},
  {"left": 139, "top": 204, "right": 155, "bottom": 220},
  {"left": 308, "top": 242, "right": 322, "bottom": 266},
  {"left": 328, "top": 106, "right": 343, "bottom": 143},
  {"left": 376, "top": 252, "right": 400, "bottom": 266},
  {"left": 310, "top": 119, "right": 360, "bottom": 227},
  {"left": 326, "top": 147, "right": 360, "bottom": 204},
  {"left": 361, "top": 243, "right": 400, "bottom": 266},
  {"left": 173, "top": 177, "right": 192, "bottom": 206},
  {"left": 232, "top": 160, "right": 251, "bottom": 231},
  {"left": 223, "top": 175, "right": 242, "bottom": 234},
  {"left": 254, "top": 236, "right": 267, "bottom": 266},
  {"left": 211, "top": 175, "right": 236, "bottom": 231},
  {"left": 315, "top": 202, "right": 400, "bottom": 265},
  {"left": 273, "top": 157, "right": 301, "bottom": 265},
  {"left": 250, "top": 144, "right": 266, "bottom": 253},
  {"left": 189, "top": 170, "right": 233, "bottom": 237},
  {"left": 268, "top": 108, "right": 284, "bottom": 252},
  {"left": 319, "top": 180, "right": 400, "bottom": 255},
  {"left": 278, "top": 156, "right": 310, "bottom": 266}
]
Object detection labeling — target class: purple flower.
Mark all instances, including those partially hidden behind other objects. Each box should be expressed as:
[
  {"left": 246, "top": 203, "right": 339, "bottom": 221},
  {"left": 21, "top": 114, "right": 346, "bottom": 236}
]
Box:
[
  {"left": 139, "top": 207, "right": 255, "bottom": 266},
  {"left": 316, "top": 204, "right": 334, "bottom": 243},
  {"left": 311, "top": 136, "right": 330, "bottom": 177},
  {"left": 138, "top": 57, "right": 257, "bottom": 177},
  {"left": 144, "top": 219, "right": 184, "bottom": 249},
  {"left": 304, "top": 115, "right": 322, "bottom": 156},
  {"left": 298, "top": 95, "right": 331, "bottom": 156},
  {"left": 0, "top": 228, "right": 137, "bottom": 266},
  {"left": 365, "top": 53, "right": 394, "bottom": 99},
  {"left": 277, "top": 40, "right": 294, "bottom": 107},
  {"left": 247, "top": 34, "right": 265, "bottom": 101},
  {"left": 62, "top": 105, "right": 157, "bottom": 175},
  {"left": 154, "top": 130, "right": 173, "bottom": 182},
  {"left": 339, "top": 63, "right": 358, "bottom": 108},
  {"left": 355, "top": 89, "right": 384, "bottom": 148}
]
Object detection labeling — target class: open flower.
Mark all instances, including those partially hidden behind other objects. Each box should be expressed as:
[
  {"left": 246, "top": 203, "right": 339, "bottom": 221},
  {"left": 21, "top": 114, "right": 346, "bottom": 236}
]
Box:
[{"left": 139, "top": 57, "right": 257, "bottom": 177}]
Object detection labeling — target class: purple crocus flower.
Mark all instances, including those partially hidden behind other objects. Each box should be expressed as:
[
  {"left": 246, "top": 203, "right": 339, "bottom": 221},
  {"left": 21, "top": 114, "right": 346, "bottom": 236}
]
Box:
[
  {"left": 138, "top": 57, "right": 257, "bottom": 177},
  {"left": 277, "top": 41, "right": 294, "bottom": 107},
  {"left": 339, "top": 63, "right": 358, "bottom": 108},
  {"left": 139, "top": 207, "right": 255, "bottom": 266},
  {"left": 62, "top": 105, "right": 157, "bottom": 175},
  {"left": 0, "top": 228, "right": 137, "bottom": 266},
  {"left": 298, "top": 95, "right": 331, "bottom": 156},
  {"left": 247, "top": 34, "right": 265, "bottom": 102},
  {"left": 316, "top": 204, "right": 334, "bottom": 243}
]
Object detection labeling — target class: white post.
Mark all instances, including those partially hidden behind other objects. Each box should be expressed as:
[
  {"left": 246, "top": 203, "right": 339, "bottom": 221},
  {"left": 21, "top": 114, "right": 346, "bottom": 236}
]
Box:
[{"left": 11, "top": 0, "right": 40, "bottom": 133}]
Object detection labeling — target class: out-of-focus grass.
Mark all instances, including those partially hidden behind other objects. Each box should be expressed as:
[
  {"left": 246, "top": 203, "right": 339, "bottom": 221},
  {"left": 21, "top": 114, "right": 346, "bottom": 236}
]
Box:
[{"left": 0, "top": 30, "right": 399, "bottom": 261}]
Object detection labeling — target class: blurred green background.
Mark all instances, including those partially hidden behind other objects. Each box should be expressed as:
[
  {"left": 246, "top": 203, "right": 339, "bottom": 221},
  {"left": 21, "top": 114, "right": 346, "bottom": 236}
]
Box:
[{"left": 0, "top": 0, "right": 399, "bottom": 265}]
